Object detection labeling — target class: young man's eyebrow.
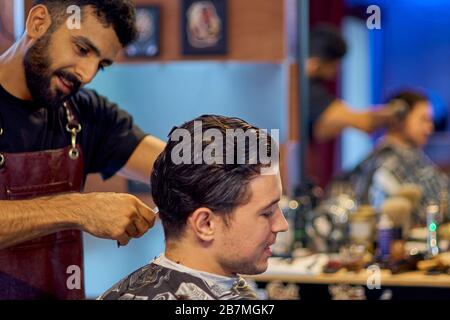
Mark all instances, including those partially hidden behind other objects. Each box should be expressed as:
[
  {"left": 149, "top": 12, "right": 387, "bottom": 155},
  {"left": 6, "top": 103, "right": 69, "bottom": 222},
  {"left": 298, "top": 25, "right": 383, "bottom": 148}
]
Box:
[
  {"left": 259, "top": 198, "right": 281, "bottom": 212},
  {"left": 72, "top": 36, "right": 113, "bottom": 65}
]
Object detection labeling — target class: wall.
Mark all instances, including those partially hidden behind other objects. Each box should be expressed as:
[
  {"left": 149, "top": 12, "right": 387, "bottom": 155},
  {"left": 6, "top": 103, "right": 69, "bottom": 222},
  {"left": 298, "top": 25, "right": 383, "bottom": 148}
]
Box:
[
  {"left": 347, "top": 0, "right": 450, "bottom": 128},
  {"left": 340, "top": 17, "right": 373, "bottom": 171},
  {"left": 0, "top": 1, "right": 15, "bottom": 53},
  {"left": 128, "top": 0, "right": 285, "bottom": 62}
]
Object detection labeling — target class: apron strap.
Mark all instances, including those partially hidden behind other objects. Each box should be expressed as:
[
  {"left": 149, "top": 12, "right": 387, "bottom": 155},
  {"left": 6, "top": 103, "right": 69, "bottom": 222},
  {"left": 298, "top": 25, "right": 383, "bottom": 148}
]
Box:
[
  {"left": 64, "top": 100, "right": 82, "bottom": 160},
  {"left": 0, "top": 101, "right": 82, "bottom": 166},
  {"left": 0, "top": 112, "right": 4, "bottom": 167},
  {"left": 64, "top": 99, "right": 81, "bottom": 128}
]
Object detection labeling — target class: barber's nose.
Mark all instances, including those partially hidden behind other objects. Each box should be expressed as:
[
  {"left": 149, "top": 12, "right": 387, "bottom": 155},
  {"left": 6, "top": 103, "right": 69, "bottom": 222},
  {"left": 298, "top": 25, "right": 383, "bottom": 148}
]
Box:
[
  {"left": 272, "top": 206, "right": 289, "bottom": 233},
  {"left": 76, "top": 60, "right": 99, "bottom": 85}
]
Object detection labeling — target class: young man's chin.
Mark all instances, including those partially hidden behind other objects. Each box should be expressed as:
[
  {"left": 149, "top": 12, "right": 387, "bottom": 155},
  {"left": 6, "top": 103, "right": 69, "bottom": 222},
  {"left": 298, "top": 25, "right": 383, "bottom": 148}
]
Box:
[{"left": 247, "top": 261, "right": 270, "bottom": 275}]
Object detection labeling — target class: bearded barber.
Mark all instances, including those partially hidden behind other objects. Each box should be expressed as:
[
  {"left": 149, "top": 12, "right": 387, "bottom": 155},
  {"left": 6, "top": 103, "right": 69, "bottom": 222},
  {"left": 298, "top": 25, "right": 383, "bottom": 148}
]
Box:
[{"left": 0, "top": 0, "right": 165, "bottom": 299}]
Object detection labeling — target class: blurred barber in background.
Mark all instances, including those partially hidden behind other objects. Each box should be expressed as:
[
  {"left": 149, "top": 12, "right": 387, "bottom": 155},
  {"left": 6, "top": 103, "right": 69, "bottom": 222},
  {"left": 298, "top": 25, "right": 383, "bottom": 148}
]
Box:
[{"left": 307, "top": 24, "right": 396, "bottom": 143}]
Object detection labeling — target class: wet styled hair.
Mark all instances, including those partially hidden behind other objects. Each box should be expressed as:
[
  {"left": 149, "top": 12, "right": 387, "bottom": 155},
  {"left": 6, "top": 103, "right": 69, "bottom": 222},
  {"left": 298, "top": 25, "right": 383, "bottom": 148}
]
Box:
[{"left": 151, "top": 115, "right": 277, "bottom": 240}]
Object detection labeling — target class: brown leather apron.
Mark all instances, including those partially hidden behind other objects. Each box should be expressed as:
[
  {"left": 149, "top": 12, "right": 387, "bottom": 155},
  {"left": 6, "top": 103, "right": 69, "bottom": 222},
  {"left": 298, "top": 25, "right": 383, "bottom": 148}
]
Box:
[{"left": 0, "top": 101, "right": 85, "bottom": 300}]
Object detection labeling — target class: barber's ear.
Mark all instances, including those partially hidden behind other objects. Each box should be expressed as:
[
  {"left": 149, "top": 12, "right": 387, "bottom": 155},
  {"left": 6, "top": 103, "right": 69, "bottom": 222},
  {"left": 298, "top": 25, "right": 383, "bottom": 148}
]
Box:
[
  {"left": 187, "top": 207, "right": 216, "bottom": 242},
  {"left": 26, "top": 5, "right": 52, "bottom": 39}
]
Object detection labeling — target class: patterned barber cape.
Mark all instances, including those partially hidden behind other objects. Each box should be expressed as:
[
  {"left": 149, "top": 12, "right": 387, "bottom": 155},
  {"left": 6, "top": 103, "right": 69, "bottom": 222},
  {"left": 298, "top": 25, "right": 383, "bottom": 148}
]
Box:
[
  {"left": 98, "top": 255, "right": 258, "bottom": 300},
  {"left": 352, "top": 140, "right": 450, "bottom": 225}
]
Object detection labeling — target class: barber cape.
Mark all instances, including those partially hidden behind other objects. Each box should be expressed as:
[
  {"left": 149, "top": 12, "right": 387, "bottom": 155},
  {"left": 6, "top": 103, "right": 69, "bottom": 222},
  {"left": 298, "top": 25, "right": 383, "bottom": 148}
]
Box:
[{"left": 97, "top": 255, "right": 258, "bottom": 300}]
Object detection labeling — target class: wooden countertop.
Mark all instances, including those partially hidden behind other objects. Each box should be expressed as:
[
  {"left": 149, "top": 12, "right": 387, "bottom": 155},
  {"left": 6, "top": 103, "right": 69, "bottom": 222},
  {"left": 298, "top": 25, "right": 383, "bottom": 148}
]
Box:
[{"left": 248, "top": 269, "right": 450, "bottom": 288}]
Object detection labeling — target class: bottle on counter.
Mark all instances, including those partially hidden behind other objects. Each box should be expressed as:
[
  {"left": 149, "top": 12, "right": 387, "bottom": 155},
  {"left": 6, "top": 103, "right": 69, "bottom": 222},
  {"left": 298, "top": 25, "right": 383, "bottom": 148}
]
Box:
[
  {"left": 426, "top": 203, "right": 440, "bottom": 258},
  {"left": 349, "top": 205, "right": 376, "bottom": 253},
  {"left": 377, "top": 214, "right": 394, "bottom": 262}
]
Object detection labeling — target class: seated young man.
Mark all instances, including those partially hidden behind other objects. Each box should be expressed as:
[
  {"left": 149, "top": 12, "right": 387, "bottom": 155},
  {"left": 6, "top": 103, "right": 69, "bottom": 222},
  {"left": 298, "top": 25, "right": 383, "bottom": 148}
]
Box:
[
  {"left": 98, "top": 115, "right": 288, "bottom": 300},
  {"left": 350, "top": 91, "right": 449, "bottom": 225}
]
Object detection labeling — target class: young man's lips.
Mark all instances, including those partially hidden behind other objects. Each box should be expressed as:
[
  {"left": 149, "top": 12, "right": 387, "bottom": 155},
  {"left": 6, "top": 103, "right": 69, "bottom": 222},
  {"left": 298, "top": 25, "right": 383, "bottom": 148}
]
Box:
[{"left": 265, "top": 243, "right": 274, "bottom": 256}]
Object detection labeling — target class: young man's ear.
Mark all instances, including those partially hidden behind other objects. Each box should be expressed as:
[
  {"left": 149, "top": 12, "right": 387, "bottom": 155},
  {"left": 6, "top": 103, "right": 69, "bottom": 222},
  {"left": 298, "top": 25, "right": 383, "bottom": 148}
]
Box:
[
  {"left": 187, "top": 207, "right": 218, "bottom": 242},
  {"left": 26, "top": 5, "right": 53, "bottom": 40}
]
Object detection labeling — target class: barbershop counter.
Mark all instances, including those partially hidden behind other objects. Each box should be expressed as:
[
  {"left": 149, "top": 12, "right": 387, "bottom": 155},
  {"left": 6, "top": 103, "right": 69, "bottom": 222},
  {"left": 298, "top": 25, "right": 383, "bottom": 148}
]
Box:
[{"left": 247, "top": 256, "right": 450, "bottom": 300}]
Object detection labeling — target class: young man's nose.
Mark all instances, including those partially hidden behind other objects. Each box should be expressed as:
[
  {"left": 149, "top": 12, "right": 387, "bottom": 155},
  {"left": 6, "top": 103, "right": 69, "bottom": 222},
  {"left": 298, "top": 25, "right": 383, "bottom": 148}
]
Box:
[{"left": 272, "top": 207, "right": 289, "bottom": 233}]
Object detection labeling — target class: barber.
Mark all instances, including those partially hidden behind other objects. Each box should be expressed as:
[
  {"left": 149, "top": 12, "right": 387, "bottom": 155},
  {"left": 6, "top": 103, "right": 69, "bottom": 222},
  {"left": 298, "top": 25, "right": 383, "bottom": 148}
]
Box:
[{"left": 0, "top": 0, "right": 165, "bottom": 299}]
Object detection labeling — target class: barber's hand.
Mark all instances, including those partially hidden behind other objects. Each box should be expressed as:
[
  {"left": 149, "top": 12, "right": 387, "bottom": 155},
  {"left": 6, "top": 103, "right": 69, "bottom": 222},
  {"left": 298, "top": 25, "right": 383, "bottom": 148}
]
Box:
[
  {"left": 370, "top": 105, "right": 399, "bottom": 131},
  {"left": 75, "top": 192, "right": 156, "bottom": 246}
]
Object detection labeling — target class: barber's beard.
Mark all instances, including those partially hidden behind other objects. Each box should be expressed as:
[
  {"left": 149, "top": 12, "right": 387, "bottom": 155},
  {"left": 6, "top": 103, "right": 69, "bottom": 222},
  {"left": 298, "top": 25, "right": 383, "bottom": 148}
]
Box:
[{"left": 23, "top": 33, "right": 81, "bottom": 109}]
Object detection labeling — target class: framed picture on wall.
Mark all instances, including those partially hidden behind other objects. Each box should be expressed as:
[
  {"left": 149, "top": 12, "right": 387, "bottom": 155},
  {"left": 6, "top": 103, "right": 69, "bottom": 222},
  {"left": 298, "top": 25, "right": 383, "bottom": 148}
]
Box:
[
  {"left": 181, "top": 0, "right": 228, "bottom": 55},
  {"left": 125, "top": 6, "right": 160, "bottom": 58}
]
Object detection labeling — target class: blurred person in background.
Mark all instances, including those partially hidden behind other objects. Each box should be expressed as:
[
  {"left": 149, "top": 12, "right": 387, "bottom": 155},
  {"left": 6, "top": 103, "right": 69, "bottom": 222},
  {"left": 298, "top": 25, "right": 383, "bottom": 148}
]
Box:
[{"left": 348, "top": 90, "right": 448, "bottom": 225}]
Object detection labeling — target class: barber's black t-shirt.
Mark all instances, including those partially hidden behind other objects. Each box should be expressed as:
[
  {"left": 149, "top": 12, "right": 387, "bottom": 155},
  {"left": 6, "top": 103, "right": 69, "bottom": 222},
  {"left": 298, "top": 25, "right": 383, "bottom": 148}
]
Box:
[
  {"left": 308, "top": 78, "right": 336, "bottom": 139},
  {"left": 0, "top": 85, "right": 147, "bottom": 180}
]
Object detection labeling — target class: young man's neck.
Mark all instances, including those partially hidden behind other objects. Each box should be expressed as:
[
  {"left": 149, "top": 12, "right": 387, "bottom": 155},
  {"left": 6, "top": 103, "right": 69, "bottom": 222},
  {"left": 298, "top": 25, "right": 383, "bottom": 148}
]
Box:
[
  {"left": 0, "top": 39, "right": 32, "bottom": 101},
  {"left": 165, "top": 240, "right": 234, "bottom": 277}
]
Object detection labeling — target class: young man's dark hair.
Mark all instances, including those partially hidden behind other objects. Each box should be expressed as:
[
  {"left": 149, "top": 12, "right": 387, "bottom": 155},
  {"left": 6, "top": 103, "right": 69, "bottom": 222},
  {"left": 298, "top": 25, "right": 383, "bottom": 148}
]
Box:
[
  {"left": 151, "top": 114, "right": 277, "bottom": 240},
  {"left": 34, "top": 0, "right": 137, "bottom": 47},
  {"left": 310, "top": 24, "right": 347, "bottom": 61}
]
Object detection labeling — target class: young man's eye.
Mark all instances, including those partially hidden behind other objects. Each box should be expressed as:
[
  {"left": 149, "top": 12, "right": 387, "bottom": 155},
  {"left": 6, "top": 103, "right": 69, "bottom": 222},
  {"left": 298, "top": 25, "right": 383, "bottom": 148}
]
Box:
[{"left": 262, "top": 210, "right": 274, "bottom": 217}]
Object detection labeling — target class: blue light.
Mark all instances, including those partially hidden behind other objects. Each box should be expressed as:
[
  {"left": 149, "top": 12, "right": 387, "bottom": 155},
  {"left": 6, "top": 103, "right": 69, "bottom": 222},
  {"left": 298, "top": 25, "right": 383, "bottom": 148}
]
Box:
[{"left": 13, "top": 0, "right": 24, "bottom": 40}]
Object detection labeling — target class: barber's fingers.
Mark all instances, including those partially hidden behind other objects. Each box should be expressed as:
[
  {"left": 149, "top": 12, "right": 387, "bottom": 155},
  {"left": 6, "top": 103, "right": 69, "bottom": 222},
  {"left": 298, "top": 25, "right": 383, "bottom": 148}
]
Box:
[
  {"left": 126, "top": 223, "right": 140, "bottom": 238},
  {"left": 117, "top": 233, "right": 131, "bottom": 247},
  {"left": 117, "top": 218, "right": 149, "bottom": 247},
  {"left": 125, "top": 214, "right": 152, "bottom": 238},
  {"left": 136, "top": 202, "right": 157, "bottom": 227},
  {"left": 132, "top": 217, "right": 151, "bottom": 238}
]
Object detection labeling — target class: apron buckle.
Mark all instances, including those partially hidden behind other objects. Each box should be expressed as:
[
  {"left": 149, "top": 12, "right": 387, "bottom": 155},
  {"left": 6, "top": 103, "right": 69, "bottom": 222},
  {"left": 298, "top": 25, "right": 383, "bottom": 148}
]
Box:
[
  {"left": 69, "top": 148, "right": 80, "bottom": 160},
  {"left": 66, "top": 124, "right": 82, "bottom": 160}
]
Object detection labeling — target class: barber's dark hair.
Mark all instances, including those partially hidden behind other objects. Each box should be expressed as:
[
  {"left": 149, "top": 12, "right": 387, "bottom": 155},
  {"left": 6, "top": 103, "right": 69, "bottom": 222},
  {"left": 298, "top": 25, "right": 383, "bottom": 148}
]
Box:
[
  {"left": 33, "top": 0, "right": 137, "bottom": 47},
  {"left": 310, "top": 24, "right": 347, "bottom": 61},
  {"left": 151, "top": 115, "right": 277, "bottom": 241}
]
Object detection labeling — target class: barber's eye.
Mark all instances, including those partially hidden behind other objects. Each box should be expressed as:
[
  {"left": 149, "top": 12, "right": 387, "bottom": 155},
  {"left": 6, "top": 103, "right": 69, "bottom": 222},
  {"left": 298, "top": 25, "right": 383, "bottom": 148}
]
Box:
[{"left": 76, "top": 45, "right": 89, "bottom": 56}]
